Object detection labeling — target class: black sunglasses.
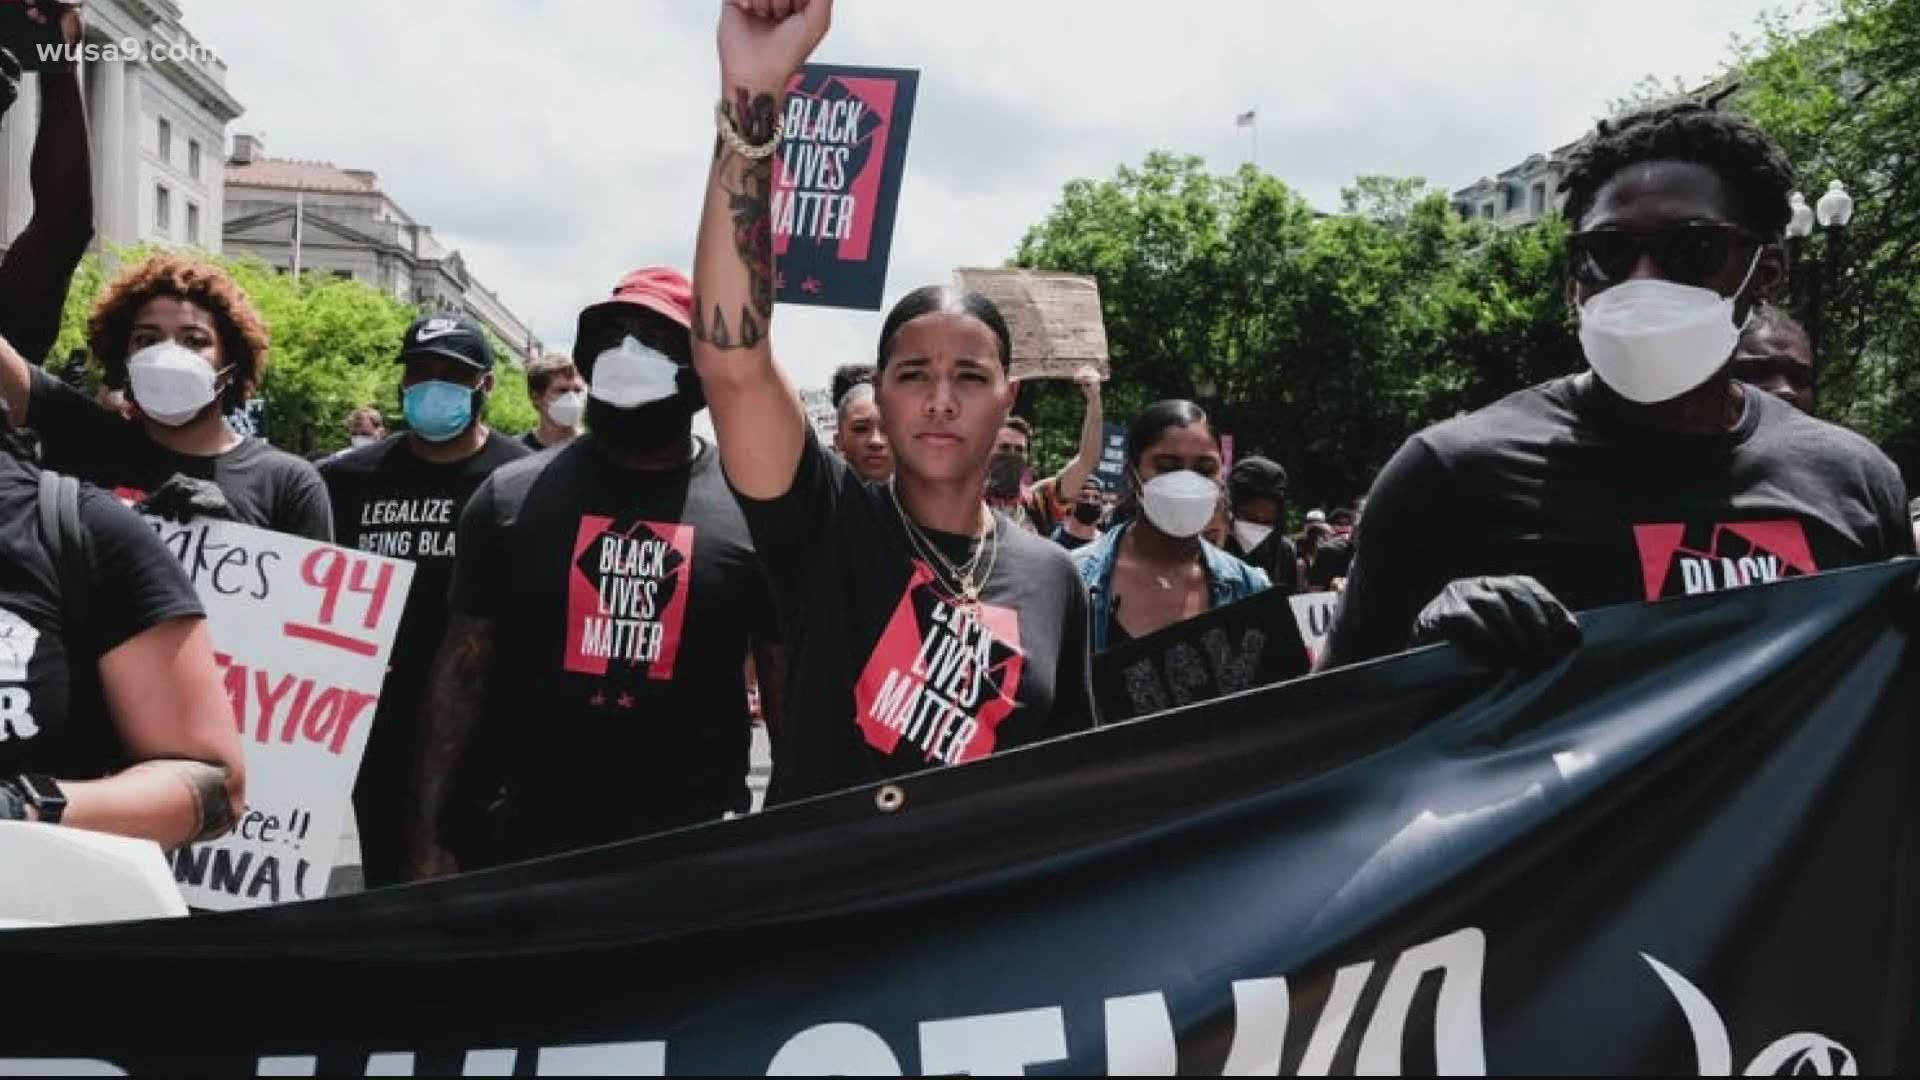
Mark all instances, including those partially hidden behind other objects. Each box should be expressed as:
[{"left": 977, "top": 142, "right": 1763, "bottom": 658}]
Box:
[{"left": 1567, "top": 223, "right": 1760, "bottom": 288}]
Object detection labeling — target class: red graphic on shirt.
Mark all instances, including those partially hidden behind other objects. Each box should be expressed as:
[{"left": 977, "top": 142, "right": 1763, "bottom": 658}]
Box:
[
  {"left": 1633, "top": 519, "right": 1819, "bottom": 601},
  {"left": 563, "top": 515, "right": 695, "bottom": 680},
  {"left": 854, "top": 561, "right": 1025, "bottom": 766}
]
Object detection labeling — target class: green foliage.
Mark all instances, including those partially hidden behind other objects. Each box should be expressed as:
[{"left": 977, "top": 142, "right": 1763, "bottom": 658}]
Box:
[
  {"left": 55, "top": 248, "right": 538, "bottom": 455},
  {"left": 1013, "top": 153, "right": 1576, "bottom": 511},
  {"left": 1730, "top": 0, "right": 1920, "bottom": 478}
]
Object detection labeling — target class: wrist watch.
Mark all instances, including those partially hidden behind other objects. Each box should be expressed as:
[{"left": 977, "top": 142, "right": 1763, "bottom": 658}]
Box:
[{"left": 10, "top": 774, "right": 66, "bottom": 825}]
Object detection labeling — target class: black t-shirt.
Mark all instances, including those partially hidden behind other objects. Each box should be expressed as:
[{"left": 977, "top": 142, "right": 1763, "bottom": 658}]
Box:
[
  {"left": 1233, "top": 533, "right": 1301, "bottom": 594},
  {"left": 519, "top": 432, "right": 546, "bottom": 453},
  {"left": 0, "top": 455, "right": 204, "bottom": 778},
  {"left": 29, "top": 368, "right": 333, "bottom": 542},
  {"left": 451, "top": 436, "right": 777, "bottom": 859},
  {"left": 737, "top": 433, "right": 1097, "bottom": 804},
  {"left": 1326, "top": 375, "right": 1916, "bottom": 664},
  {"left": 319, "top": 433, "right": 530, "bottom": 797}
]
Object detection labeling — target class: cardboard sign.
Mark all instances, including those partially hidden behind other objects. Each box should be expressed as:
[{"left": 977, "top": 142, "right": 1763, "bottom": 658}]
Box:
[
  {"left": 1290, "top": 591, "right": 1339, "bottom": 665},
  {"left": 773, "top": 64, "right": 921, "bottom": 312},
  {"left": 1091, "top": 587, "right": 1309, "bottom": 723},
  {"left": 953, "top": 268, "right": 1111, "bottom": 381},
  {"left": 147, "top": 518, "right": 414, "bottom": 911}
]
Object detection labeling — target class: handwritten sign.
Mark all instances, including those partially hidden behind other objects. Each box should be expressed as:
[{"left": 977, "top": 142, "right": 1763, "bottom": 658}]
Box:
[
  {"left": 1091, "top": 589, "right": 1309, "bottom": 723},
  {"left": 1291, "top": 591, "right": 1339, "bottom": 665},
  {"left": 954, "top": 268, "right": 1111, "bottom": 381},
  {"left": 147, "top": 518, "right": 413, "bottom": 911}
]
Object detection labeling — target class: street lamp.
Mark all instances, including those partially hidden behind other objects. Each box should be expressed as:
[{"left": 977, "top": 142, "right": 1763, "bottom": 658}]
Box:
[{"left": 1785, "top": 181, "right": 1854, "bottom": 393}]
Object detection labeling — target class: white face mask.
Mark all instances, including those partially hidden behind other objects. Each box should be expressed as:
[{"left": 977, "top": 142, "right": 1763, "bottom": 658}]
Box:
[
  {"left": 349, "top": 434, "right": 377, "bottom": 449},
  {"left": 127, "top": 341, "right": 227, "bottom": 427},
  {"left": 589, "top": 336, "right": 679, "bottom": 409},
  {"left": 547, "top": 390, "right": 587, "bottom": 428},
  {"left": 1233, "top": 520, "right": 1275, "bottom": 552},
  {"left": 1138, "top": 470, "right": 1220, "bottom": 539},
  {"left": 1577, "top": 251, "right": 1761, "bottom": 405}
]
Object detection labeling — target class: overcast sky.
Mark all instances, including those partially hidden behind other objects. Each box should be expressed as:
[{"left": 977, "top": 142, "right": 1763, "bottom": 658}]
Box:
[{"left": 186, "top": 0, "right": 1790, "bottom": 394}]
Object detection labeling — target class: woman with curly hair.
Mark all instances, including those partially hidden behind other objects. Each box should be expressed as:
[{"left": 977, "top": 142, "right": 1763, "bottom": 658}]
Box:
[{"left": 0, "top": 253, "right": 332, "bottom": 540}]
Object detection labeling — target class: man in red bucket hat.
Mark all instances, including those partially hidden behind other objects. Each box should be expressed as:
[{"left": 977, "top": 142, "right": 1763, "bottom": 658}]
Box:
[{"left": 408, "top": 268, "right": 784, "bottom": 876}]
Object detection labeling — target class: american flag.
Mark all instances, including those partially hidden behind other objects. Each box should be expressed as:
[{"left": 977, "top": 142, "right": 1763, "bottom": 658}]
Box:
[{"left": 1235, "top": 109, "right": 1257, "bottom": 128}]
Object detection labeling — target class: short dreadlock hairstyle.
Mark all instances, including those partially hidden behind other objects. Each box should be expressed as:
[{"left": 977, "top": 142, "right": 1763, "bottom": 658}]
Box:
[{"left": 1558, "top": 102, "right": 1796, "bottom": 239}]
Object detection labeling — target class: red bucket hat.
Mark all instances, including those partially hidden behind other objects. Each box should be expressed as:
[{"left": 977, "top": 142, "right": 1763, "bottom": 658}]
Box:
[{"left": 574, "top": 267, "right": 694, "bottom": 370}]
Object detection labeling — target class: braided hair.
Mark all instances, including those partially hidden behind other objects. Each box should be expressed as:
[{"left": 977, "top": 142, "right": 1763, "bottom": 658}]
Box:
[{"left": 1559, "top": 102, "right": 1796, "bottom": 238}]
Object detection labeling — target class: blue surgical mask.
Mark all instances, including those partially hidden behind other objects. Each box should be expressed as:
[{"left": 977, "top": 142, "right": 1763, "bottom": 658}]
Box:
[{"left": 402, "top": 380, "right": 475, "bottom": 443}]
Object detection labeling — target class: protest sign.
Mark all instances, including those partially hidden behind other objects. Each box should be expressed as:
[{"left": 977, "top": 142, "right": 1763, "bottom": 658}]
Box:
[
  {"left": 1291, "top": 590, "right": 1339, "bottom": 663},
  {"left": 773, "top": 63, "right": 920, "bottom": 312},
  {"left": 1091, "top": 587, "right": 1310, "bottom": 722},
  {"left": 1093, "top": 420, "right": 1127, "bottom": 491},
  {"left": 954, "top": 268, "right": 1111, "bottom": 381},
  {"left": 2, "top": 564, "right": 1914, "bottom": 1074},
  {"left": 146, "top": 518, "right": 413, "bottom": 911}
]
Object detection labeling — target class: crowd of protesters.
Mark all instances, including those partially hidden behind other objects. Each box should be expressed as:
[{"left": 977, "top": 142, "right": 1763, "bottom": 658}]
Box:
[{"left": 0, "top": 0, "right": 1911, "bottom": 889}]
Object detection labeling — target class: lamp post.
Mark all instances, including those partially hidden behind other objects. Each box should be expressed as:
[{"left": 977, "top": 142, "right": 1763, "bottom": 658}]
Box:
[{"left": 1785, "top": 181, "right": 1856, "bottom": 387}]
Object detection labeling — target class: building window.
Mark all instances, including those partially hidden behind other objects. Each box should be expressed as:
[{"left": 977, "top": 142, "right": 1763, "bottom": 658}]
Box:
[
  {"left": 1504, "top": 184, "right": 1523, "bottom": 213},
  {"left": 1481, "top": 203, "right": 1496, "bottom": 219},
  {"left": 1531, "top": 182, "right": 1547, "bottom": 216},
  {"left": 332, "top": 270, "right": 354, "bottom": 281},
  {"left": 187, "top": 202, "right": 200, "bottom": 245},
  {"left": 158, "top": 117, "right": 171, "bottom": 163},
  {"left": 189, "top": 140, "right": 202, "bottom": 181},
  {"left": 155, "top": 184, "right": 171, "bottom": 233}
]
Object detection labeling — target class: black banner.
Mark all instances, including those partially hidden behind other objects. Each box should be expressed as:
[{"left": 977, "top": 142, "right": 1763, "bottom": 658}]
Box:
[
  {"left": 2, "top": 562, "right": 1916, "bottom": 1075},
  {"left": 1092, "top": 586, "right": 1311, "bottom": 722},
  {"left": 772, "top": 63, "right": 919, "bottom": 312}
]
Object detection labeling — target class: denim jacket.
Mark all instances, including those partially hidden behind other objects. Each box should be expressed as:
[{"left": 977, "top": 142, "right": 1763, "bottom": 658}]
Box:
[{"left": 1071, "top": 521, "right": 1272, "bottom": 652}]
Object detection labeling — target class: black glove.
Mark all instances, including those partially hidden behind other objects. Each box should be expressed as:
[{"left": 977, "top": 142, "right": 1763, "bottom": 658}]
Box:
[
  {"left": 0, "top": 48, "right": 21, "bottom": 120},
  {"left": 137, "top": 474, "right": 236, "bottom": 524},
  {"left": 0, "top": 779, "right": 28, "bottom": 822},
  {"left": 1411, "top": 575, "right": 1581, "bottom": 667}
]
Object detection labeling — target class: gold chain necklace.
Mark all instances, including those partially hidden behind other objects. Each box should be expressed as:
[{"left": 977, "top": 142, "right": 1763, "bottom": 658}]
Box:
[{"left": 889, "top": 483, "right": 998, "bottom": 607}]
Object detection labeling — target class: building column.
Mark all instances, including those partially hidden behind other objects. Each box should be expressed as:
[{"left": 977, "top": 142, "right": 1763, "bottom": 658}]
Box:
[
  {"left": 95, "top": 53, "right": 129, "bottom": 248},
  {"left": 0, "top": 77, "right": 39, "bottom": 245}
]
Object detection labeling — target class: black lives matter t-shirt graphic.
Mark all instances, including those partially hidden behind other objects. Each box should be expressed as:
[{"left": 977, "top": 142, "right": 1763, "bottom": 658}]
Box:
[
  {"left": 565, "top": 516, "right": 695, "bottom": 680},
  {"left": 855, "top": 563, "right": 1026, "bottom": 767},
  {"left": 1634, "top": 519, "right": 1819, "bottom": 601}
]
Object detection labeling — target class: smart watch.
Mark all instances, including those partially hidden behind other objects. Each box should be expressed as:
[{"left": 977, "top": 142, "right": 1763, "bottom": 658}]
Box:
[{"left": 10, "top": 774, "right": 66, "bottom": 825}]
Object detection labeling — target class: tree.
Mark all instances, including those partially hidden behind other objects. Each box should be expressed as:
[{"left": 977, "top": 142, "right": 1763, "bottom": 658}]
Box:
[
  {"left": 1012, "top": 153, "right": 1577, "bottom": 512},
  {"left": 1731, "top": 0, "right": 1920, "bottom": 480},
  {"left": 55, "top": 249, "right": 537, "bottom": 454}
]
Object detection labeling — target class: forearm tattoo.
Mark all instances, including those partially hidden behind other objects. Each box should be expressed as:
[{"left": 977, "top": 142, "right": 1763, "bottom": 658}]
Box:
[
  {"left": 694, "top": 87, "right": 780, "bottom": 352},
  {"left": 149, "top": 759, "right": 237, "bottom": 842},
  {"left": 415, "top": 615, "right": 496, "bottom": 847}
]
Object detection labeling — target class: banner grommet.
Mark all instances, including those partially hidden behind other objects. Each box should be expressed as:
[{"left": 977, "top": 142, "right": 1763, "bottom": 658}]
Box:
[{"left": 875, "top": 785, "right": 906, "bottom": 814}]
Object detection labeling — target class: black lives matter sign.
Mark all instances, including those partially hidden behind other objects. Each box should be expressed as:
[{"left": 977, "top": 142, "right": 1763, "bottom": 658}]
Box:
[{"left": 773, "top": 64, "right": 920, "bottom": 312}]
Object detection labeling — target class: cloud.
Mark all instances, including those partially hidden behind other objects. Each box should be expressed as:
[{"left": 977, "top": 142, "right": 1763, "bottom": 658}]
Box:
[{"left": 187, "top": 0, "right": 1786, "bottom": 392}]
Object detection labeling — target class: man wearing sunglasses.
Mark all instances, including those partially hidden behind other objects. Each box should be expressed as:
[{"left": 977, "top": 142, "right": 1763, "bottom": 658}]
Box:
[{"left": 1321, "top": 103, "right": 1913, "bottom": 670}]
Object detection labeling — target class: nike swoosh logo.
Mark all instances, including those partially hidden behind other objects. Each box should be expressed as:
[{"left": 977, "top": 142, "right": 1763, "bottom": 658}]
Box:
[{"left": 415, "top": 326, "right": 463, "bottom": 342}]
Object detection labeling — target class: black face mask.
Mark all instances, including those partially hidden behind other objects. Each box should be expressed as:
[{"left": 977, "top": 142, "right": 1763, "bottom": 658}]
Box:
[
  {"left": 587, "top": 395, "right": 693, "bottom": 456},
  {"left": 1072, "top": 500, "right": 1103, "bottom": 526},
  {"left": 985, "top": 451, "right": 1026, "bottom": 500}
]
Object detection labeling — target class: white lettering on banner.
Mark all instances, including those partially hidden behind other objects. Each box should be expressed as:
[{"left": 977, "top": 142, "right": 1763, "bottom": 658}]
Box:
[
  {"left": 146, "top": 517, "right": 413, "bottom": 912},
  {"left": 0, "top": 930, "right": 1859, "bottom": 1074},
  {"left": 918, "top": 1008, "right": 1068, "bottom": 1076},
  {"left": 1678, "top": 554, "right": 1784, "bottom": 595},
  {"left": 1645, "top": 955, "right": 1859, "bottom": 1076},
  {"left": 766, "top": 1024, "right": 901, "bottom": 1075}
]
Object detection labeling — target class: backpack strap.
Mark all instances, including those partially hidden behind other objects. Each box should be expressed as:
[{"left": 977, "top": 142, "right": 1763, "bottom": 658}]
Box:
[{"left": 37, "top": 469, "right": 92, "bottom": 636}]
